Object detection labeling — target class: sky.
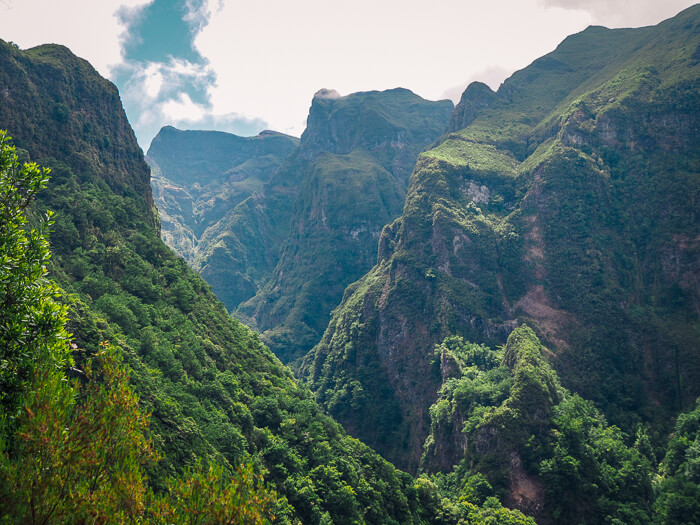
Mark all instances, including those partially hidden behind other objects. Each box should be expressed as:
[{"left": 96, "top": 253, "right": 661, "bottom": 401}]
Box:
[{"left": 0, "top": 0, "right": 697, "bottom": 150}]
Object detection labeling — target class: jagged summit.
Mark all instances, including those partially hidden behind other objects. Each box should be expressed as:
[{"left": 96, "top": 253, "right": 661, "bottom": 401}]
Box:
[
  {"left": 148, "top": 85, "right": 453, "bottom": 364},
  {"left": 448, "top": 81, "right": 497, "bottom": 133}
]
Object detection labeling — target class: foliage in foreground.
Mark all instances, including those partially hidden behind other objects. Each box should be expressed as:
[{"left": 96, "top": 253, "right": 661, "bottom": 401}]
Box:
[
  {"left": 653, "top": 399, "right": 700, "bottom": 524},
  {"left": 0, "top": 133, "right": 275, "bottom": 523},
  {"left": 0, "top": 36, "right": 433, "bottom": 522}
]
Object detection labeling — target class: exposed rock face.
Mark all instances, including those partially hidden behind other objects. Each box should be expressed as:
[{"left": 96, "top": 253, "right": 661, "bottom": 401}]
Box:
[
  {"left": 300, "top": 87, "right": 453, "bottom": 184},
  {"left": 302, "top": 7, "right": 700, "bottom": 476},
  {"left": 235, "top": 89, "right": 454, "bottom": 363},
  {"left": 146, "top": 126, "right": 299, "bottom": 309},
  {"left": 504, "top": 452, "right": 547, "bottom": 522}
]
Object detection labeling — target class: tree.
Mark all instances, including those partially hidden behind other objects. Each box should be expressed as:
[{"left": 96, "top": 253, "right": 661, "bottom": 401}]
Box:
[
  {"left": 0, "top": 343, "right": 155, "bottom": 523},
  {"left": 0, "top": 132, "right": 153, "bottom": 522},
  {"left": 0, "top": 130, "right": 68, "bottom": 432},
  {"left": 149, "top": 460, "right": 276, "bottom": 524}
]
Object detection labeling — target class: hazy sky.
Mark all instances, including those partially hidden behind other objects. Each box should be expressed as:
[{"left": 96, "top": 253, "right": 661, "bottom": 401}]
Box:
[{"left": 0, "top": 0, "right": 697, "bottom": 149}]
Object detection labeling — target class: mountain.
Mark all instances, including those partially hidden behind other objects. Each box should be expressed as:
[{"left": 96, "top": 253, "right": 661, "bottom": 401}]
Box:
[
  {"left": 422, "top": 326, "right": 657, "bottom": 524},
  {"left": 149, "top": 88, "right": 453, "bottom": 364},
  {"left": 236, "top": 88, "right": 454, "bottom": 363},
  {"left": 147, "top": 126, "right": 298, "bottom": 263},
  {"left": 2, "top": 5, "right": 700, "bottom": 522},
  {"left": 0, "top": 39, "right": 430, "bottom": 523},
  {"left": 302, "top": 4, "right": 700, "bottom": 479}
]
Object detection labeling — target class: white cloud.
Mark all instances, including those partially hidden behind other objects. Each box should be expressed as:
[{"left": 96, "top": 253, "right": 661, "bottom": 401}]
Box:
[
  {"left": 143, "top": 63, "right": 163, "bottom": 98},
  {"left": 126, "top": 57, "right": 213, "bottom": 98},
  {"left": 183, "top": 0, "right": 211, "bottom": 31},
  {"left": 0, "top": 0, "right": 152, "bottom": 76},
  {"left": 442, "top": 66, "right": 513, "bottom": 103},
  {"left": 161, "top": 93, "right": 204, "bottom": 121},
  {"left": 536, "top": 0, "right": 697, "bottom": 27},
  {"left": 117, "top": 58, "right": 268, "bottom": 148},
  {"left": 2, "top": 0, "right": 696, "bottom": 146}
]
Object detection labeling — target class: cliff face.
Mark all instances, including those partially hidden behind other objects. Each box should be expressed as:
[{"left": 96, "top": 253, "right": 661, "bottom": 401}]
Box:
[
  {"left": 235, "top": 89, "right": 453, "bottom": 363},
  {"left": 146, "top": 90, "right": 452, "bottom": 365},
  {"left": 302, "top": 6, "right": 700, "bottom": 473},
  {"left": 301, "top": 87, "right": 453, "bottom": 184},
  {"left": 0, "top": 41, "right": 154, "bottom": 223},
  {"left": 147, "top": 126, "right": 298, "bottom": 264}
]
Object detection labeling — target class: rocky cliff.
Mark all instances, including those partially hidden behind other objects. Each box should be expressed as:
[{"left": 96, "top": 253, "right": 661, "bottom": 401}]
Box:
[
  {"left": 236, "top": 88, "right": 453, "bottom": 363},
  {"left": 302, "top": 6, "right": 700, "bottom": 474},
  {"left": 149, "top": 88, "right": 453, "bottom": 364},
  {"left": 146, "top": 126, "right": 298, "bottom": 307}
]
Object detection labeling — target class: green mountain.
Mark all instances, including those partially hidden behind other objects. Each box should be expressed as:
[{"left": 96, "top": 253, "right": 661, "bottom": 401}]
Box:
[
  {"left": 149, "top": 88, "right": 453, "bottom": 364},
  {"left": 302, "top": 4, "right": 700, "bottom": 483},
  {"left": 0, "top": 39, "right": 430, "bottom": 524},
  {"left": 147, "top": 126, "right": 298, "bottom": 307},
  {"left": 147, "top": 126, "right": 299, "bottom": 260},
  {"left": 2, "top": 5, "right": 700, "bottom": 522},
  {"left": 236, "top": 88, "right": 453, "bottom": 363}
]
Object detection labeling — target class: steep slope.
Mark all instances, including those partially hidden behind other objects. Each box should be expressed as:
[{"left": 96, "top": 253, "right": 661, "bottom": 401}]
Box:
[
  {"left": 236, "top": 88, "right": 454, "bottom": 363},
  {"left": 302, "top": 5, "right": 700, "bottom": 474},
  {"left": 0, "top": 41, "right": 154, "bottom": 223},
  {"left": 147, "top": 126, "right": 298, "bottom": 302},
  {"left": 0, "top": 39, "right": 428, "bottom": 524},
  {"left": 422, "top": 327, "right": 655, "bottom": 523},
  {"left": 148, "top": 90, "right": 453, "bottom": 363}
]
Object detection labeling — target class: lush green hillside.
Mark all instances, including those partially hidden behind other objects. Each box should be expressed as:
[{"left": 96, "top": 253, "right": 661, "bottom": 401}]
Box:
[
  {"left": 2, "top": 5, "right": 699, "bottom": 522},
  {"left": 423, "top": 326, "right": 656, "bottom": 524},
  {"left": 302, "top": 5, "right": 700, "bottom": 487},
  {"left": 149, "top": 87, "right": 452, "bottom": 365},
  {"left": 236, "top": 89, "right": 453, "bottom": 364},
  {"left": 147, "top": 126, "right": 298, "bottom": 308},
  {"left": 0, "top": 39, "right": 432, "bottom": 524}
]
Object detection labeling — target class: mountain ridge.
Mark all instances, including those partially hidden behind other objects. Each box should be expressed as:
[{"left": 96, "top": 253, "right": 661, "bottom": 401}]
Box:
[
  {"left": 1, "top": 6, "right": 698, "bottom": 522},
  {"left": 150, "top": 88, "right": 453, "bottom": 364},
  {"left": 301, "top": 5, "right": 700, "bottom": 476}
]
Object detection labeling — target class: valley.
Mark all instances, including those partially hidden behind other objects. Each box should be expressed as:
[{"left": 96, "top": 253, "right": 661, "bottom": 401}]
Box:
[{"left": 1, "top": 5, "right": 699, "bottom": 524}]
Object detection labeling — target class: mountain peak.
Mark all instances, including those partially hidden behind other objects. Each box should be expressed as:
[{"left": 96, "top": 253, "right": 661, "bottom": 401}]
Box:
[{"left": 313, "top": 88, "right": 341, "bottom": 100}]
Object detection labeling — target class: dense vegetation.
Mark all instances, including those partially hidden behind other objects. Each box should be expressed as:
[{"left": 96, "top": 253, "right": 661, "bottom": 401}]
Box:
[
  {"left": 0, "top": 41, "right": 426, "bottom": 523},
  {"left": 151, "top": 89, "right": 453, "bottom": 365},
  {"left": 0, "top": 132, "right": 275, "bottom": 522},
  {"left": 147, "top": 126, "right": 299, "bottom": 308},
  {"left": 1, "top": 5, "right": 699, "bottom": 523},
  {"left": 423, "top": 327, "right": 656, "bottom": 524},
  {"left": 302, "top": 5, "right": 700, "bottom": 511}
]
